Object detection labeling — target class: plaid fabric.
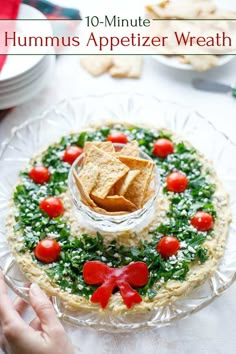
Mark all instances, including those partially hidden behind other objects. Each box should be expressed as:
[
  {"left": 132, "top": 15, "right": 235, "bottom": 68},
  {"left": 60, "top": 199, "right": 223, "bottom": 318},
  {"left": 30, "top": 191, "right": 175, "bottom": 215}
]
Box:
[{"left": 23, "top": 0, "right": 81, "bottom": 20}]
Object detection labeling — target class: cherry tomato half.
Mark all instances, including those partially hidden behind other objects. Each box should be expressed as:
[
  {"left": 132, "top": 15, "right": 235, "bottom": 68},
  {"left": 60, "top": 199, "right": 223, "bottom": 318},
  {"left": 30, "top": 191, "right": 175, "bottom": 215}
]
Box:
[
  {"left": 106, "top": 131, "right": 128, "bottom": 144},
  {"left": 191, "top": 211, "right": 214, "bottom": 232},
  {"left": 39, "top": 197, "right": 64, "bottom": 218},
  {"left": 166, "top": 171, "right": 188, "bottom": 193},
  {"left": 153, "top": 138, "right": 174, "bottom": 158},
  {"left": 34, "top": 239, "right": 61, "bottom": 263},
  {"left": 29, "top": 166, "right": 50, "bottom": 185},
  {"left": 156, "top": 236, "right": 180, "bottom": 259},
  {"left": 63, "top": 146, "right": 83, "bottom": 165}
]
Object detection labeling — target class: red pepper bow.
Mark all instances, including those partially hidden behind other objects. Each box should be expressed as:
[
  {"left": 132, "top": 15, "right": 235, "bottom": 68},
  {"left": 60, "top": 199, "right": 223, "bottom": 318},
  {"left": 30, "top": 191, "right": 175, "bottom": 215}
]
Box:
[{"left": 83, "top": 261, "right": 149, "bottom": 309}]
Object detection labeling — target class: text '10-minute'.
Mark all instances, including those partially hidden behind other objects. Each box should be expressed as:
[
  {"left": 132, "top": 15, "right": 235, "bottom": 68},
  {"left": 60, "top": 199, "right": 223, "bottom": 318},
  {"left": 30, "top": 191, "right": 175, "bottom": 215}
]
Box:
[{"left": 84, "top": 16, "right": 151, "bottom": 28}]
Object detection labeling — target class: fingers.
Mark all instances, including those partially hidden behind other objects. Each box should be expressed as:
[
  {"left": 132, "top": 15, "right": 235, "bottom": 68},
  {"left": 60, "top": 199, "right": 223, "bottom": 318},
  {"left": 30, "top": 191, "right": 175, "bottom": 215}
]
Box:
[
  {"left": 29, "top": 283, "right": 63, "bottom": 333},
  {"left": 13, "top": 297, "right": 28, "bottom": 316},
  {"left": 1, "top": 339, "right": 11, "bottom": 354},
  {"left": 29, "top": 317, "right": 41, "bottom": 331},
  {"left": 0, "top": 272, "right": 25, "bottom": 329}
]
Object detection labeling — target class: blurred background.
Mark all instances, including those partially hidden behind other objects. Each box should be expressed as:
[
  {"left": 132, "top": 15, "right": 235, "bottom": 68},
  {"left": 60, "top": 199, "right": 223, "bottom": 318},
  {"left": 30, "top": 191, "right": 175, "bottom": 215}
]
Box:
[{"left": 0, "top": 0, "right": 236, "bottom": 144}]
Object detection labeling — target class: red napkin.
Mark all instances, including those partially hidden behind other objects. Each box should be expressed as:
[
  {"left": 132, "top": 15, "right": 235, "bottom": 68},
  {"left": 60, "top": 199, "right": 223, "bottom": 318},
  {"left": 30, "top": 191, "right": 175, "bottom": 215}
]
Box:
[{"left": 0, "top": 0, "right": 22, "bottom": 71}]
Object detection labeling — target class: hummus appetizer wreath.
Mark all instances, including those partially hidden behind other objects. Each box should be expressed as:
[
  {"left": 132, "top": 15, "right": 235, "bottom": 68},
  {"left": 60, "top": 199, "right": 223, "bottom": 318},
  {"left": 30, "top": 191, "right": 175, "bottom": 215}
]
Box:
[{"left": 6, "top": 123, "right": 231, "bottom": 314}]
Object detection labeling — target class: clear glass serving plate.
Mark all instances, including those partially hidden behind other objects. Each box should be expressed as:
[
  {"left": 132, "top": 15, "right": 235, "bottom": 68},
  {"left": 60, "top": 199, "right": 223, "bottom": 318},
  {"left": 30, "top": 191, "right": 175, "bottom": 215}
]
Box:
[{"left": 0, "top": 92, "right": 235, "bottom": 332}]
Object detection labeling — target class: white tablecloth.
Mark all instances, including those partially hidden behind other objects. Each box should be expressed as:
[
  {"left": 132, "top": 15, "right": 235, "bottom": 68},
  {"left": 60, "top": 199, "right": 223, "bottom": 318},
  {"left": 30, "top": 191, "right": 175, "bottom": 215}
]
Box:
[{"left": 1, "top": 1, "right": 236, "bottom": 353}]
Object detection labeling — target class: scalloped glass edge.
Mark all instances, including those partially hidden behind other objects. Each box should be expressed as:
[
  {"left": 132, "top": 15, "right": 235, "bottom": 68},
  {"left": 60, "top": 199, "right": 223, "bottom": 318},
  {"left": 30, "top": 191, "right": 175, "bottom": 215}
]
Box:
[{"left": 0, "top": 92, "right": 236, "bottom": 332}]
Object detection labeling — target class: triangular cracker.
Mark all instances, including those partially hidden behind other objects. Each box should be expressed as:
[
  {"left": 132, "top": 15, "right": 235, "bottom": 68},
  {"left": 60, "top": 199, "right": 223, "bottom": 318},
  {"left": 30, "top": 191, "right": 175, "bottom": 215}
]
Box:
[
  {"left": 85, "top": 145, "right": 129, "bottom": 199},
  {"left": 119, "top": 156, "right": 154, "bottom": 208},
  {"left": 91, "top": 195, "right": 137, "bottom": 212},
  {"left": 114, "top": 170, "right": 140, "bottom": 196},
  {"left": 117, "top": 141, "right": 139, "bottom": 158},
  {"left": 84, "top": 141, "right": 115, "bottom": 154},
  {"left": 73, "top": 163, "right": 99, "bottom": 207}
]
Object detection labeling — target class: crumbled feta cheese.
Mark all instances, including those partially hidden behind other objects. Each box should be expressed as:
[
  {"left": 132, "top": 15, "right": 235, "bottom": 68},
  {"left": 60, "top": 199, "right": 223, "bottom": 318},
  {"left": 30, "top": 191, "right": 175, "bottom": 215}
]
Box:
[
  {"left": 48, "top": 233, "right": 58, "bottom": 239},
  {"left": 180, "top": 241, "right": 187, "bottom": 248},
  {"left": 188, "top": 246, "right": 196, "bottom": 253},
  {"left": 180, "top": 210, "right": 187, "bottom": 216}
]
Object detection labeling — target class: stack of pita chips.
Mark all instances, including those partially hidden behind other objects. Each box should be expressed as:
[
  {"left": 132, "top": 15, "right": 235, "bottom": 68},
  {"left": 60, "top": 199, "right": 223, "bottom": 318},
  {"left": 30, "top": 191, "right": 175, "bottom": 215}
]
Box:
[{"left": 73, "top": 141, "right": 155, "bottom": 215}]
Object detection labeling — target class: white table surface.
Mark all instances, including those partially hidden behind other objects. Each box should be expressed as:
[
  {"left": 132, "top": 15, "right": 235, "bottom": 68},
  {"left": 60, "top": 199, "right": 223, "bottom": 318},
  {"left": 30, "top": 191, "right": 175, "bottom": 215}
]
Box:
[{"left": 1, "top": 1, "right": 236, "bottom": 353}]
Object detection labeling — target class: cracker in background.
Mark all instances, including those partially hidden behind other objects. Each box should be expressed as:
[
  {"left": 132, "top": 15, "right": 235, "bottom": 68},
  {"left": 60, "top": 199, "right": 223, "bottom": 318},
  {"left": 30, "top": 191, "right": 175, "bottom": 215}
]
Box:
[
  {"left": 180, "top": 55, "right": 218, "bottom": 71},
  {"left": 146, "top": 0, "right": 215, "bottom": 19},
  {"left": 109, "top": 56, "right": 143, "bottom": 78},
  {"left": 91, "top": 194, "right": 137, "bottom": 212},
  {"left": 85, "top": 145, "right": 129, "bottom": 199},
  {"left": 80, "top": 56, "right": 113, "bottom": 76},
  {"left": 119, "top": 156, "right": 154, "bottom": 208},
  {"left": 205, "top": 9, "right": 236, "bottom": 19}
]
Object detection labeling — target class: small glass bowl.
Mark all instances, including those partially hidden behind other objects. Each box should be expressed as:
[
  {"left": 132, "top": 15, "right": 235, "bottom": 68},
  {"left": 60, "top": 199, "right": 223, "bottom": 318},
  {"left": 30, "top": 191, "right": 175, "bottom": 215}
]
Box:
[{"left": 68, "top": 143, "right": 160, "bottom": 233}]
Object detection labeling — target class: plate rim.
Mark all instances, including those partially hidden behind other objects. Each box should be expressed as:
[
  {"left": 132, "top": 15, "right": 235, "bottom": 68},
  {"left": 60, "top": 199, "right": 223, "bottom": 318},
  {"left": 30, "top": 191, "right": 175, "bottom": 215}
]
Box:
[
  {"left": 0, "top": 92, "right": 236, "bottom": 331},
  {"left": 152, "top": 54, "right": 235, "bottom": 71},
  {"left": 1, "top": 92, "right": 235, "bottom": 158}
]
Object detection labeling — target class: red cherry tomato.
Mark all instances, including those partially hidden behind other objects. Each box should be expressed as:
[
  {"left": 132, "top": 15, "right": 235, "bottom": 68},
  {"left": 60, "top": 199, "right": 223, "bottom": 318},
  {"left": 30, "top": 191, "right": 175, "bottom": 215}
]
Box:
[
  {"left": 153, "top": 138, "right": 174, "bottom": 158},
  {"left": 29, "top": 166, "right": 50, "bottom": 184},
  {"left": 191, "top": 211, "right": 214, "bottom": 231},
  {"left": 156, "top": 236, "right": 180, "bottom": 259},
  {"left": 34, "top": 239, "right": 61, "bottom": 263},
  {"left": 39, "top": 197, "right": 64, "bottom": 218},
  {"left": 166, "top": 171, "right": 188, "bottom": 193},
  {"left": 106, "top": 131, "right": 128, "bottom": 144},
  {"left": 63, "top": 146, "right": 83, "bottom": 165}
]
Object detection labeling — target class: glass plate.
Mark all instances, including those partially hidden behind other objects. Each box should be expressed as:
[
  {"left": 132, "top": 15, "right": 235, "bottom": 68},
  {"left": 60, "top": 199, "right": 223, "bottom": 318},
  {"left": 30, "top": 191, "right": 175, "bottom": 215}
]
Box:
[{"left": 0, "top": 93, "right": 235, "bottom": 332}]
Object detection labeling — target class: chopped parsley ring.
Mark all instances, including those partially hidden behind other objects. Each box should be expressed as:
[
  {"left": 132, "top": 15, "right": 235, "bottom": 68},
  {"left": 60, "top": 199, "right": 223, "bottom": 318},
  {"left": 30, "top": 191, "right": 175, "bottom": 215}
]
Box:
[{"left": 13, "top": 125, "right": 215, "bottom": 300}]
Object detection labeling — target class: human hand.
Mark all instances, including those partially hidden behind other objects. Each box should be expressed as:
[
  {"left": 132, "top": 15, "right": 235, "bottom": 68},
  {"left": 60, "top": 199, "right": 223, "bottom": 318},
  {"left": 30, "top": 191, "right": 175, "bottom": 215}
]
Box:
[{"left": 0, "top": 272, "right": 74, "bottom": 354}]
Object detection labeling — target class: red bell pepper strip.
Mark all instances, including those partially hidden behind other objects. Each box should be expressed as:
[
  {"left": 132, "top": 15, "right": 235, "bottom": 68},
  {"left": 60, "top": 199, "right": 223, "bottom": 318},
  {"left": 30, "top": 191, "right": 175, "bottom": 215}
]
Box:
[{"left": 83, "top": 261, "right": 149, "bottom": 309}]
